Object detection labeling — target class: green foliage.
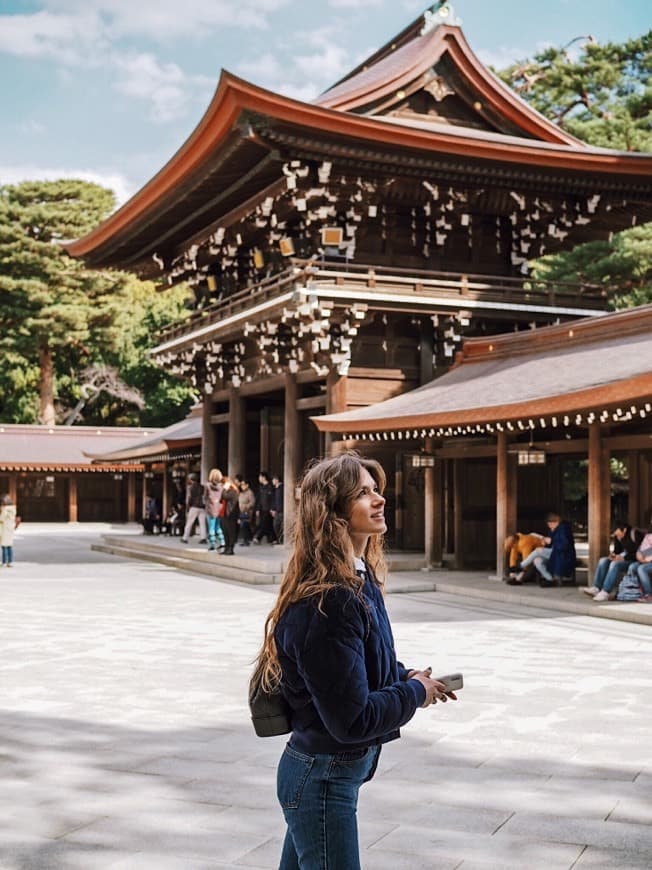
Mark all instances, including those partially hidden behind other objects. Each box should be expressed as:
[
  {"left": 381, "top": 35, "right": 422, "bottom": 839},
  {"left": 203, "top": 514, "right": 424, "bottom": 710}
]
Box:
[
  {"left": 498, "top": 32, "right": 652, "bottom": 305},
  {"left": 498, "top": 32, "right": 652, "bottom": 152},
  {"left": 532, "top": 225, "right": 652, "bottom": 305},
  {"left": 0, "top": 179, "right": 195, "bottom": 426}
]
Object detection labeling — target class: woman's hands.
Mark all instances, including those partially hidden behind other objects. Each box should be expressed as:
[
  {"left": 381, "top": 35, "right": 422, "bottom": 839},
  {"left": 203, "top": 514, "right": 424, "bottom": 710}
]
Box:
[{"left": 407, "top": 667, "right": 458, "bottom": 707}]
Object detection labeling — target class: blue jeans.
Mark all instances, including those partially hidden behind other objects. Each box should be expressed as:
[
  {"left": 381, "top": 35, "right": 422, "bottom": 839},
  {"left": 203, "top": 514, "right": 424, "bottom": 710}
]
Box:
[
  {"left": 206, "top": 516, "right": 225, "bottom": 548},
  {"left": 520, "top": 546, "right": 552, "bottom": 580},
  {"left": 593, "top": 556, "right": 630, "bottom": 593},
  {"left": 277, "top": 743, "right": 381, "bottom": 869},
  {"left": 635, "top": 563, "right": 652, "bottom": 595},
  {"left": 1, "top": 545, "right": 13, "bottom": 565}
]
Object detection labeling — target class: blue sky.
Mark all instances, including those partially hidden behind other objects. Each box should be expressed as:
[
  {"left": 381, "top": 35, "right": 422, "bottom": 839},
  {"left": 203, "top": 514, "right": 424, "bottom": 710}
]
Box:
[{"left": 1, "top": 0, "right": 649, "bottom": 205}]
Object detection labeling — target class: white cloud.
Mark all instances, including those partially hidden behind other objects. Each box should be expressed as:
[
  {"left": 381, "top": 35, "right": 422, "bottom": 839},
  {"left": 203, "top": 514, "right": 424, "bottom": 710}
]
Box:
[
  {"left": 328, "top": 0, "right": 382, "bottom": 7},
  {"left": 0, "top": 166, "right": 135, "bottom": 206},
  {"left": 476, "top": 46, "right": 528, "bottom": 70},
  {"left": 274, "top": 81, "right": 322, "bottom": 103},
  {"left": 18, "top": 120, "right": 47, "bottom": 135},
  {"left": 0, "top": 10, "right": 104, "bottom": 63},
  {"left": 113, "top": 53, "right": 213, "bottom": 122},
  {"left": 19, "top": 0, "right": 291, "bottom": 41},
  {"left": 237, "top": 52, "right": 283, "bottom": 84},
  {"left": 292, "top": 27, "right": 351, "bottom": 84}
]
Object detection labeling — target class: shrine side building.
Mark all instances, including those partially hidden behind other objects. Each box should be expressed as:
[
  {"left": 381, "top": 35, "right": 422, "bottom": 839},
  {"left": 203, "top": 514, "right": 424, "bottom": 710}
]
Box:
[{"left": 69, "top": 3, "right": 652, "bottom": 572}]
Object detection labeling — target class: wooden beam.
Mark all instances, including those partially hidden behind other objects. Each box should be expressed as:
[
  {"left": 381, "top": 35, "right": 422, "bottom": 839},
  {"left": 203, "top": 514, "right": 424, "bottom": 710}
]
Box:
[
  {"left": 228, "top": 388, "right": 245, "bottom": 478},
  {"left": 68, "top": 475, "right": 78, "bottom": 523},
  {"left": 588, "top": 422, "right": 609, "bottom": 577},
  {"left": 284, "top": 374, "right": 300, "bottom": 538},
  {"left": 325, "top": 369, "right": 348, "bottom": 457},
  {"left": 453, "top": 459, "right": 463, "bottom": 569},
  {"left": 201, "top": 399, "right": 215, "bottom": 484},
  {"left": 424, "top": 437, "right": 442, "bottom": 568},
  {"left": 127, "top": 472, "right": 136, "bottom": 523},
  {"left": 295, "top": 395, "right": 326, "bottom": 411},
  {"left": 495, "top": 432, "right": 508, "bottom": 580}
]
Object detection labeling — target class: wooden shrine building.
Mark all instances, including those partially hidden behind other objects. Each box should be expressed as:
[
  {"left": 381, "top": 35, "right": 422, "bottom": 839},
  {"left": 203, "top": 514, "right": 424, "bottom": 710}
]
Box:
[
  {"left": 316, "top": 304, "right": 652, "bottom": 577},
  {"left": 68, "top": 2, "right": 652, "bottom": 553}
]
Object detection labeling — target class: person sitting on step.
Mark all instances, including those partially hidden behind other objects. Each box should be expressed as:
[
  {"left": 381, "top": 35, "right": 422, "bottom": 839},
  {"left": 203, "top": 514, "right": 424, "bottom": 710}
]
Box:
[{"left": 512, "top": 512, "right": 576, "bottom": 588}]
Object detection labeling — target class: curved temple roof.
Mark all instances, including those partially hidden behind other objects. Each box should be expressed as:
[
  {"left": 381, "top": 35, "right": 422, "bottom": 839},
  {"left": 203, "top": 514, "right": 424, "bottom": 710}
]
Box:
[
  {"left": 66, "top": 7, "right": 652, "bottom": 272},
  {"left": 313, "top": 305, "right": 652, "bottom": 434},
  {"left": 317, "top": 22, "right": 581, "bottom": 146}
]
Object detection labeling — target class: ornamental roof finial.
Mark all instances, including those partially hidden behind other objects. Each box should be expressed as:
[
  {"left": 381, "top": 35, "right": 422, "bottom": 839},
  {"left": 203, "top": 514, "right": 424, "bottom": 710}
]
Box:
[{"left": 421, "top": 2, "right": 463, "bottom": 35}]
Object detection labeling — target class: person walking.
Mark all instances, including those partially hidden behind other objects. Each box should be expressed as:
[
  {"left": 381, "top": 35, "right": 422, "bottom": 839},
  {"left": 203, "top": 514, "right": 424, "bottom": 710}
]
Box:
[
  {"left": 0, "top": 494, "right": 18, "bottom": 568},
  {"left": 252, "top": 453, "right": 458, "bottom": 869},
  {"left": 204, "top": 468, "right": 226, "bottom": 551},
  {"left": 253, "top": 471, "right": 276, "bottom": 544},
  {"left": 181, "top": 473, "right": 207, "bottom": 544}
]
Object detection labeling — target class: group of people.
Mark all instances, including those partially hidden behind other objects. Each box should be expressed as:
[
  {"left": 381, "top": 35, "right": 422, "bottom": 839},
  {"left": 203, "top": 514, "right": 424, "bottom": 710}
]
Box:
[
  {"left": 505, "top": 511, "right": 576, "bottom": 587},
  {"left": 504, "top": 514, "right": 652, "bottom": 603},
  {"left": 145, "top": 469, "right": 285, "bottom": 554},
  {"left": 582, "top": 524, "right": 652, "bottom": 603}
]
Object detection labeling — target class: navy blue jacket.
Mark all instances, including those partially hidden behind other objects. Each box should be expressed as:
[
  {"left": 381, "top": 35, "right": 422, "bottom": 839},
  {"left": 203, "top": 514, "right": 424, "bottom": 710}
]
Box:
[
  {"left": 275, "top": 575, "right": 426, "bottom": 755},
  {"left": 548, "top": 521, "right": 576, "bottom": 578}
]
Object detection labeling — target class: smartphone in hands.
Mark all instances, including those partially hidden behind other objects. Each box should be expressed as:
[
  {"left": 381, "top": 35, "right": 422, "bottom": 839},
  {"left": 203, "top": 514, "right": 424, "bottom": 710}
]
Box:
[{"left": 435, "top": 673, "right": 463, "bottom": 692}]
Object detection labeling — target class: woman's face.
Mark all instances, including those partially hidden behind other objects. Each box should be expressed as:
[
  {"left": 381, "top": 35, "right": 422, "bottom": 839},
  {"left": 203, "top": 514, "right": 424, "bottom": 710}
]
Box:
[{"left": 346, "top": 467, "right": 387, "bottom": 540}]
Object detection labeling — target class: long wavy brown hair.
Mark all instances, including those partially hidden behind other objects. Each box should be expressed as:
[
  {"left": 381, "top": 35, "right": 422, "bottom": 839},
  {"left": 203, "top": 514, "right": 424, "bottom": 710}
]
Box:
[{"left": 253, "top": 452, "right": 387, "bottom": 691}]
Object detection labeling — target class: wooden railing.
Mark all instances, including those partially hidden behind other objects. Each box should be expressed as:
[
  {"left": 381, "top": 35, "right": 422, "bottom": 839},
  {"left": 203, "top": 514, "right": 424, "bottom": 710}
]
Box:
[{"left": 156, "top": 259, "right": 610, "bottom": 345}]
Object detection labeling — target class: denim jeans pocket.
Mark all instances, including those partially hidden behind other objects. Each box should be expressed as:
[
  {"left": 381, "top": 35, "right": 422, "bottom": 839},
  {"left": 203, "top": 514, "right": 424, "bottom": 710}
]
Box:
[
  {"left": 331, "top": 745, "right": 380, "bottom": 784},
  {"left": 277, "top": 745, "right": 314, "bottom": 810}
]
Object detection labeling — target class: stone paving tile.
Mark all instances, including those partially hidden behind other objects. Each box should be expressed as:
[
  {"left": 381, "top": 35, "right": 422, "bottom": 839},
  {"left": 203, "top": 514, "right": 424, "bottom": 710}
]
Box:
[
  {"left": 0, "top": 839, "right": 135, "bottom": 870},
  {"left": 573, "top": 846, "right": 652, "bottom": 869},
  {"left": 366, "top": 826, "right": 583, "bottom": 869},
  {"left": 501, "top": 810, "right": 652, "bottom": 851},
  {"left": 3, "top": 526, "right": 652, "bottom": 870}
]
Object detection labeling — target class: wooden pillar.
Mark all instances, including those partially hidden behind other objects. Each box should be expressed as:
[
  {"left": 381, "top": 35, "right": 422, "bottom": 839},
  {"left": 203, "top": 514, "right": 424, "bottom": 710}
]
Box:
[
  {"left": 283, "top": 373, "right": 300, "bottom": 538},
  {"left": 260, "top": 407, "right": 270, "bottom": 471},
  {"left": 453, "top": 458, "right": 463, "bottom": 569},
  {"left": 201, "top": 398, "right": 215, "bottom": 483},
  {"left": 325, "top": 369, "right": 347, "bottom": 457},
  {"left": 419, "top": 319, "right": 434, "bottom": 385},
  {"left": 424, "top": 437, "right": 442, "bottom": 568},
  {"left": 495, "top": 433, "right": 517, "bottom": 579},
  {"left": 627, "top": 451, "right": 640, "bottom": 527},
  {"left": 588, "top": 423, "right": 609, "bottom": 577},
  {"left": 8, "top": 474, "right": 17, "bottom": 505},
  {"left": 68, "top": 475, "right": 78, "bottom": 523},
  {"left": 162, "top": 471, "right": 169, "bottom": 517},
  {"left": 228, "top": 388, "right": 245, "bottom": 477},
  {"left": 127, "top": 473, "right": 136, "bottom": 522}
]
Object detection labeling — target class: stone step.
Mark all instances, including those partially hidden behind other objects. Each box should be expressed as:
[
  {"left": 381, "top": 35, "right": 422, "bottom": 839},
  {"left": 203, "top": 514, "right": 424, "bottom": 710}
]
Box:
[{"left": 92, "top": 543, "right": 281, "bottom": 585}]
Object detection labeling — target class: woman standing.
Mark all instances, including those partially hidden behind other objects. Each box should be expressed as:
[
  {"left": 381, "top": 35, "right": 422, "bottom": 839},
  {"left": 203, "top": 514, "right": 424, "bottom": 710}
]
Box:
[
  {"left": 0, "top": 495, "right": 18, "bottom": 568},
  {"left": 220, "top": 478, "right": 240, "bottom": 555},
  {"left": 204, "top": 468, "right": 225, "bottom": 551},
  {"left": 252, "top": 453, "right": 456, "bottom": 869}
]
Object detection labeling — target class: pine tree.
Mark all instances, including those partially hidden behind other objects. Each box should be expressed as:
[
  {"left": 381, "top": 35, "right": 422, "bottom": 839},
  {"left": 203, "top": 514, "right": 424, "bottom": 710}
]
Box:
[
  {"left": 0, "top": 179, "right": 195, "bottom": 425},
  {"left": 498, "top": 32, "right": 652, "bottom": 304}
]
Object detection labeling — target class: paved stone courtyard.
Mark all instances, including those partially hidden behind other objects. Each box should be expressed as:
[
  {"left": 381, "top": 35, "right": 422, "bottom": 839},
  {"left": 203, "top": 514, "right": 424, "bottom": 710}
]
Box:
[{"left": 1, "top": 525, "right": 651, "bottom": 869}]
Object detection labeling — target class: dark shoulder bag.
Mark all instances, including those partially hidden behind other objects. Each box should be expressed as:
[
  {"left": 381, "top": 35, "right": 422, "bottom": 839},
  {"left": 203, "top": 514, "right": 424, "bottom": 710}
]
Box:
[{"left": 248, "top": 670, "right": 292, "bottom": 737}]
